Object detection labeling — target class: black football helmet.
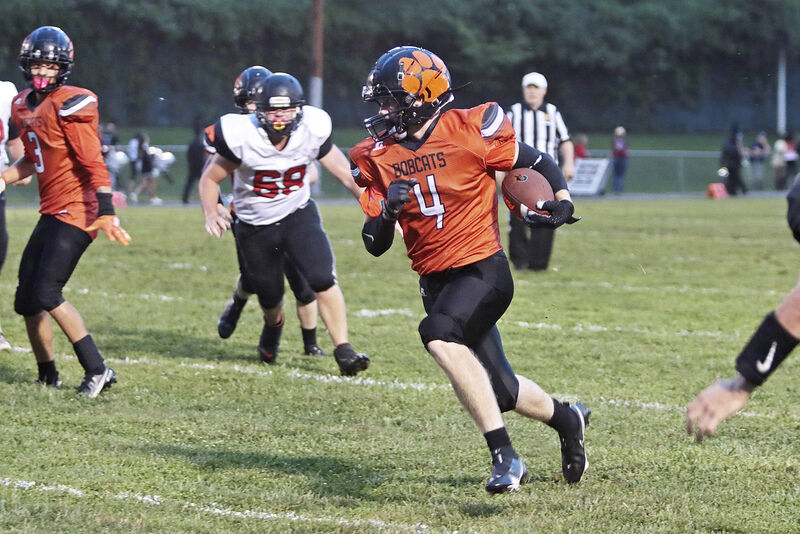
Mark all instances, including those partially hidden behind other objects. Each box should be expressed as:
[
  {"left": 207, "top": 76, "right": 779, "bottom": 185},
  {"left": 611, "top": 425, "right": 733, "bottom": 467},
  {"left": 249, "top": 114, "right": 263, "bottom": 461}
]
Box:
[
  {"left": 233, "top": 65, "right": 272, "bottom": 113},
  {"left": 362, "top": 46, "right": 453, "bottom": 141},
  {"left": 18, "top": 26, "right": 74, "bottom": 93},
  {"left": 254, "top": 73, "right": 306, "bottom": 136}
]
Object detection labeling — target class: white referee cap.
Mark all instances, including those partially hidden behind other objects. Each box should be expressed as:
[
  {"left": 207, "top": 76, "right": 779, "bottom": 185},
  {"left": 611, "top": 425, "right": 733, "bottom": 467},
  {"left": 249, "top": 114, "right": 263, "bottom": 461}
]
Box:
[{"left": 521, "top": 72, "right": 547, "bottom": 88}]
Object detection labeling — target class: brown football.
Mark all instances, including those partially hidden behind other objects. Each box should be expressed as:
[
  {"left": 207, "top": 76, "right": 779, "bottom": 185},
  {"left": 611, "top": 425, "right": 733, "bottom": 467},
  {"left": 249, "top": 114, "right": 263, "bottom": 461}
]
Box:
[{"left": 501, "top": 168, "right": 555, "bottom": 220}]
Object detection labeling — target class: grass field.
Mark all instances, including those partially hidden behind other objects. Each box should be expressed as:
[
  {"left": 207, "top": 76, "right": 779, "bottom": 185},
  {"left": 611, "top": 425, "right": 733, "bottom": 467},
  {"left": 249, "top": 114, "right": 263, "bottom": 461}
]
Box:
[{"left": 1, "top": 196, "right": 799, "bottom": 533}]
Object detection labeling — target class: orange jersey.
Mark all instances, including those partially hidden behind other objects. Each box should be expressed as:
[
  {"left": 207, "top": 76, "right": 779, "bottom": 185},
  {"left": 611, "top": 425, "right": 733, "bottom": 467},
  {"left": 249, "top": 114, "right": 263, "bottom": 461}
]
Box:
[
  {"left": 350, "top": 102, "right": 516, "bottom": 275},
  {"left": 11, "top": 85, "right": 110, "bottom": 232}
]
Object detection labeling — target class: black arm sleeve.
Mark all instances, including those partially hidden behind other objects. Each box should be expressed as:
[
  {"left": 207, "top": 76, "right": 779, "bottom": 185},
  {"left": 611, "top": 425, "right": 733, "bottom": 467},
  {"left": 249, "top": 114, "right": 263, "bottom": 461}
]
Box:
[
  {"left": 212, "top": 120, "right": 242, "bottom": 165},
  {"left": 513, "top": 142, "right": 568, "bottom": 192},
  {"left": 316, "top": 135, "right": 333, "bottom": 160},
  {"left": 361, "top": 207, "right": 395, "bottom": 257},
  {"left": 7, "top": 119, "right": 19, "bottom": 141}
]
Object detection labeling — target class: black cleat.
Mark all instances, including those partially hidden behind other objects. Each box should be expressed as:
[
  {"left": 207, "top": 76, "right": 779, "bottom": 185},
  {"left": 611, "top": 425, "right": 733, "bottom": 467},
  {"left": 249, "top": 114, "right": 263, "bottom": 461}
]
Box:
[
  {"left": 258, "top": 346, "right": 278, "bottom": 365},
  {"left": 333, "top": 344, "right": 370, "bottom": 376},
  {"left": 559, "top": 402, "right": 590, "bottom": 483},
  {"left": 218, "top": 293, "right": 247, "bottom": 339},
  {"left": 77, "top": 366, "right": 116, "bottom": 399},
  {"left": 485, "top": 455, "right": 529, "bottom": 494},
  {"left": 304, "top": 344, "right": 326, "bottom": 357}
]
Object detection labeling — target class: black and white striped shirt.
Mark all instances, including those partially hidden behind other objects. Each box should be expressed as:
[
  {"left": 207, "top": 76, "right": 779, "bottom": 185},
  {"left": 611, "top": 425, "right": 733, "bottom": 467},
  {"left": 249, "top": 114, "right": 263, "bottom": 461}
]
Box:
[{"left": 507, "top": 102, "right": 570, "bottom": 164}]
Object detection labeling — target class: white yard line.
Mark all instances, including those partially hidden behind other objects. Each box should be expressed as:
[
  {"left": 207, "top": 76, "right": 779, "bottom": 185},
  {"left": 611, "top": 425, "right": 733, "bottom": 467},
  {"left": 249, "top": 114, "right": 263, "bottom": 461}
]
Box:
[
  {"left": 11, "top": 347, "right": 776, "bottom": 419},
  {"left": 0, "top": 477, "right": 439, "bottom": 533}
]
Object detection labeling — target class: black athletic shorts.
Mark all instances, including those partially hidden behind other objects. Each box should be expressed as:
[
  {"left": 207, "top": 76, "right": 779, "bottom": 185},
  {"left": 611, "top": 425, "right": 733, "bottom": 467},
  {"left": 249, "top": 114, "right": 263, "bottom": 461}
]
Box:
[
  {"left": 419, "top": 250, "right": 514, "bottom": 348},
  {"left": 233, "top": 200, "right": 336, "bottom": 308},
  {"left": 15, "top": 215, "right": 92, "bottom": 316}
]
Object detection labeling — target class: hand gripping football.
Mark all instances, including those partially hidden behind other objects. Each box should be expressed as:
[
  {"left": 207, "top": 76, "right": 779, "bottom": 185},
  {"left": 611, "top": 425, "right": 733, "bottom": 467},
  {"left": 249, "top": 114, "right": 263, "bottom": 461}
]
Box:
[{"left": 501, "top": 168, "right": 555, "bottom": 220}]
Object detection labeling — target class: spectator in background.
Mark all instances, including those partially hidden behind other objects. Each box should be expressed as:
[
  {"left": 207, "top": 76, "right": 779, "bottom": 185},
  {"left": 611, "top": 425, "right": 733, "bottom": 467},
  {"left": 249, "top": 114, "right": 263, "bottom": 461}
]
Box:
[
  {"left": 773, "top": 135, "right": 788, "bottom": 190},
  {"left": 100, "top": 121, "right": 120, "bottom": 189},
  {"left": 574, "top": 133, "right": 588, "bottom": 159},
  {"left": 784, "top": 131, "right": 798, "bottom": 187},
  {"left": 506, "top": 72, "right": 574, "bottom": 272},
  {"left": 131, "top": 133, "right": 162, "bottom": 205},
  {"left": 182, "top": 125, "right": 205, "bottom": 204},
  {"left": 126, "top": 132, "right": 143, "bottom": 197},
  {"left": 748, "top": 131, "right": 770, "bottom": 191},
  {"left": 611, "top": 126, "right": 628, "bottom": 194},
  {"left": 720, "top": 125, "right": 746, "bottom": 196}
]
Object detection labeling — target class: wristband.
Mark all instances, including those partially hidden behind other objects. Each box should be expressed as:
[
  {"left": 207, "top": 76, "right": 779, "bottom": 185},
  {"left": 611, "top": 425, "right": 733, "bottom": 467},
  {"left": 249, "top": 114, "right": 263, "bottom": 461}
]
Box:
[{"left": 96, "top": 192, "right": 115, "bottom": 217}]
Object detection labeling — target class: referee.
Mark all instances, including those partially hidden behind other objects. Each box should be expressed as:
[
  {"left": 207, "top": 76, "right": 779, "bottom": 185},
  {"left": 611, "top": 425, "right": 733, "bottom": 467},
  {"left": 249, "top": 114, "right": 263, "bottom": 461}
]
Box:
[{"left": 505, "top": 72, "right": 574, "bottom": 271}]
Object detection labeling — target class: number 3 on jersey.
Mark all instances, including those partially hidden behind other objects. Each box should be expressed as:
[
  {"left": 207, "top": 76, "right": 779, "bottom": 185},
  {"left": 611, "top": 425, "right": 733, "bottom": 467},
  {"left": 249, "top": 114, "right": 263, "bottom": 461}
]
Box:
[
  {"left": 411, "top": 174, "right": 445, "bottom": 229},
  {"left": 253, "top": 165, "right": 305, "bottom": 199},
  {"left": 27, "top": 131, "right": 45, "bottom": 173}
]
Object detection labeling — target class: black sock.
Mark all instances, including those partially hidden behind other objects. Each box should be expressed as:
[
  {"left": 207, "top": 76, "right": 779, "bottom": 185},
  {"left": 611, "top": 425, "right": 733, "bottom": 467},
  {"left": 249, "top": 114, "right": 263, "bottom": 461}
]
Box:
[
  {"left": 37, "top": 360, "right": 57, "bottom": 382},
  {"left": 73, "top": 335, "right": 105, "bottom": 375},
  {"left": 484, "top": 427, "right": 515, "bottom": 464},
  {"left": 546, "top": 398, "right": 578, "bottom": 434},
  {"left": 301, "top": 327, "right": 317, "bottom": 348},
  {"left": 260, "top": 322, "right": 283, "bottom": 351}
]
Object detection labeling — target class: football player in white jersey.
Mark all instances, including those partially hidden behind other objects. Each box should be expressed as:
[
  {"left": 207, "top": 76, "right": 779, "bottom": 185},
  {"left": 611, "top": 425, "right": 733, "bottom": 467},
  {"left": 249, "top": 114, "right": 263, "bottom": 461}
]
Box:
[
  {"left": 0, "top": 79, "right": 27, "bottom": 351},
  {"left": 213, "top": 67, "right": 326, "bottom": 359},
  {"left": 199, "top": 73, "right": 370, "bottom": 376}
]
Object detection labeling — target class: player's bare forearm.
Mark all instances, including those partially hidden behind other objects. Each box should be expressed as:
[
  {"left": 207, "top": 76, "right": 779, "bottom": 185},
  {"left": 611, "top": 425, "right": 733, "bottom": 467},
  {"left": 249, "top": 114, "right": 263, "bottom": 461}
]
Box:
[
  {"left": 0, "top": 157, "right": 36, "bottom": 186},
  {"left": 321, "top": 145, "right": 364, "bottom": 199},
  {"left": 199, "top": 156, "right": 236, "bottom": 238}
]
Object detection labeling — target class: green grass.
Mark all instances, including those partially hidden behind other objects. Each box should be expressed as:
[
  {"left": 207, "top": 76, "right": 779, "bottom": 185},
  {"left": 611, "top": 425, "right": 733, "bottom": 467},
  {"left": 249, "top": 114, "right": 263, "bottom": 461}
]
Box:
[{"left": 0, "top": 196, "right": 798, "bottom": 533}]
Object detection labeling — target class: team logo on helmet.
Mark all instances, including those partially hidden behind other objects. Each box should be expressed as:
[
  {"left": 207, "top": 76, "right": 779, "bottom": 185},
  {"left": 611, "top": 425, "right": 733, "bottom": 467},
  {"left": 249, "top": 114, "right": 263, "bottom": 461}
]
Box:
[{"left": 398, "top": 50, "right": 449, "bottom": 103}]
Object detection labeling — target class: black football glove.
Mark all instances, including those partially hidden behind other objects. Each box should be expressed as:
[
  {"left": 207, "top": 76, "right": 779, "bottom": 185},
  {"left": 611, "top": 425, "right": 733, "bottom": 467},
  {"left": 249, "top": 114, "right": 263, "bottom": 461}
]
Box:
[
  {"left": 383, "top": 179, "right": 417, "bottom": 220},
  {"left": 523, "top": 199, "right": 581, "bottom": 228}
]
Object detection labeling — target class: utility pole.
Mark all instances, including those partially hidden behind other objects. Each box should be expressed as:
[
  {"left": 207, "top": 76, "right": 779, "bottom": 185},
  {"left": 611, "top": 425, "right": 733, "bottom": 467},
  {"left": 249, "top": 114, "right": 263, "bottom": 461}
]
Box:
[
  {"left": 310, "top": 0, "right": 324, "bottom": 194},
  {"left": 777, "top": 41, "right": 787, "bottom": 137}
]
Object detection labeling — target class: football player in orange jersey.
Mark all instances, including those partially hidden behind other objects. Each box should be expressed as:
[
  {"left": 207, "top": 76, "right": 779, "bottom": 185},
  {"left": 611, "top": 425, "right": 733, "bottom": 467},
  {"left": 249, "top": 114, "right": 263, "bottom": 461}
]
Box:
[
  {"left": 0, "top": 26, "right": 130, "bottom": 398},
  {"left": 351, "top": 46, "right": 589, "bottom": 493}
]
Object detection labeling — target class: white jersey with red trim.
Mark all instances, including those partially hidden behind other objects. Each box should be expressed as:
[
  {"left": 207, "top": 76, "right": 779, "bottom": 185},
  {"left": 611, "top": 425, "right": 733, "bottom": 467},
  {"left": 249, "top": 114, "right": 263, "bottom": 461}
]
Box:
[
  {"left": 0, "top": 81, "right": 18, "bottom": 166},
  {"left": 216, "top": 106, "right": 331, "bottom": 225}
]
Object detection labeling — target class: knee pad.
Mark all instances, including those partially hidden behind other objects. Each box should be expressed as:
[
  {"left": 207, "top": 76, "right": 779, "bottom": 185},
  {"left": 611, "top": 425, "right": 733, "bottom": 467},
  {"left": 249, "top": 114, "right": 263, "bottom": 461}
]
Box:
[
  {"left": 419, "top": 312, "right": 464, "bottom": 346},
  {"left": 33, "top": 281, "right": 66, "bottom": 312},
  {"left": 14, "top": 293, "right": 42, "bottom": 316},
  {"left": 291, "top": 284, "right": 316, "bottom": 305},
  {"left": 307, "top": 274, "right": 335, "bottom": 294},
  {"left": 256, "top": 291, "right": 283, "bottom": 311}
]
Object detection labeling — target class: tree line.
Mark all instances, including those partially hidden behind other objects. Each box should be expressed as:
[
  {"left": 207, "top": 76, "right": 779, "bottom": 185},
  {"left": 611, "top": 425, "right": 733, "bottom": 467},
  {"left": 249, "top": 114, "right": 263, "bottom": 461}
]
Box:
[{"left": 1, "top": 0, "right": 798, "bottom": 133}]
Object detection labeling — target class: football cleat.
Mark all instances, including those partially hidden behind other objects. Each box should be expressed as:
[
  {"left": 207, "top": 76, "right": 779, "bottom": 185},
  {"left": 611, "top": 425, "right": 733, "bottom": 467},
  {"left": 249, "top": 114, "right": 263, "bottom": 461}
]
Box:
[
  {"left": 77, "top": 366, "right": 116, "bottom": 399},
  {"left": 218, "top": 292, "right": 248, "bottom": 339},
  {"left": 258, "top": 345, "right": 278, "bottom": 365},
  {"left": 559, "top": 402, "right": 590, "bottom": 483},
  {"left": 333, "top": 344, "right": 370, "bottom": 376},
  {"left": 0, "top": 333, "right": 11, "bottom": 351},
  {"left": 304, "top": 344, "right": 326, "bottom": 357},
  {"left": 485, "top": 455, "right": 529, "bottom": 494}
]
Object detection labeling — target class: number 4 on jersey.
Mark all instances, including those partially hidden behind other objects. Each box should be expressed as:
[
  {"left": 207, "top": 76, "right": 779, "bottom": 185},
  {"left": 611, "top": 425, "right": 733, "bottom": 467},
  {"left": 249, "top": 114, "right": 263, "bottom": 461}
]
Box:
[{"left": 412, "top": 174, "right": 445, "bottom": 229}]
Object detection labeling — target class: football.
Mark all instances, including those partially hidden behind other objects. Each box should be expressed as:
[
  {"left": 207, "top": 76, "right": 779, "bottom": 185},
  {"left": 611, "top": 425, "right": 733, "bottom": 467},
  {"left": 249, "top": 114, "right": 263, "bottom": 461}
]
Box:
[{"left": 501, "top": 168, "right": 555, "bottom": 220}]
